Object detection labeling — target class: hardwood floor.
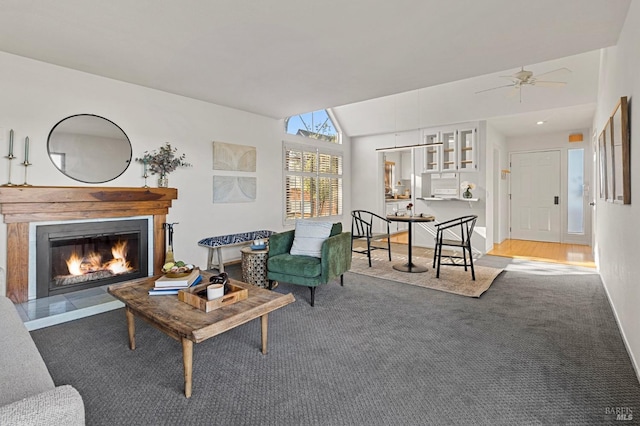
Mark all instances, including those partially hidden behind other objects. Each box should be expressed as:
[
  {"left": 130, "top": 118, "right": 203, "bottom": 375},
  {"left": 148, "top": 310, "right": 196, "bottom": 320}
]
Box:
[
  {"left": 388, "top": 231, "right": 409, "bottom": 244},
  {"left": 387, "top": 232, "right": 596, "bottom": 268},
  {"left": 488, "top": 239, "right": 595, "bottom": 268}
]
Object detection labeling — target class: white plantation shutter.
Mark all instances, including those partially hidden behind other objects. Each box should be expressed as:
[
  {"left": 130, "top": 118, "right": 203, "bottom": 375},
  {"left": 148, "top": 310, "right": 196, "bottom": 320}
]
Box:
[{"left": 283, "top": 142, "right": 343, "bottom": 224}]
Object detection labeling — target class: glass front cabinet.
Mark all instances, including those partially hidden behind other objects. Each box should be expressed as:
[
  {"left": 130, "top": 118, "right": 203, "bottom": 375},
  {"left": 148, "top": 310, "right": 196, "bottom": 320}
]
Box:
[
  {"left": 458, "top": 128, "right": 477, "bottom": 171},
  {"left": 421, "top": 126, "right": 477, "bottom": 173},
  {"left": 441, "top": 130, "right": 457, "bottom": 172}
]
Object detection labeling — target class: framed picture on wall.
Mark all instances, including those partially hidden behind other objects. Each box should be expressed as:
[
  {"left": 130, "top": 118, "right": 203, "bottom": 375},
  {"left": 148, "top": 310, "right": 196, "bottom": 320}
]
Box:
[
  {"left": 604, "top": 118, "right": 615, "bottom": 203},
  {"left": 598, "top": 130, "right": 607, "bottom": 200},
  {"left": 610, "top": 96, "right": 630, "bottom": 204}
]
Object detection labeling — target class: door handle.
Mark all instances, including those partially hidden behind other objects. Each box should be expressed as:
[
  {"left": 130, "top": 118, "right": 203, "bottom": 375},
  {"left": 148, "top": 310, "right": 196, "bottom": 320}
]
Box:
[
  {"left": 589, "top": 201, "right": 596, "bottom": 206},
  {"left": 554, "top": 196, "right": 559, "bottom": 205}
]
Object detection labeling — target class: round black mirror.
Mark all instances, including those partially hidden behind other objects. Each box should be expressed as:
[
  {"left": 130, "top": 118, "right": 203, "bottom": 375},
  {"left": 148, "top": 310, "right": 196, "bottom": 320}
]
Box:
[{"left": 47, "top": 114, "right": 132, "bottom": 183}]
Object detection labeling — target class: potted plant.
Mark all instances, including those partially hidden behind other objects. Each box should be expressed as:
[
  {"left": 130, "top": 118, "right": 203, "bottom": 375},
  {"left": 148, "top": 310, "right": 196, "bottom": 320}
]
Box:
[{"left": 136, "top": 143, "right": 191, "bottom": 187}]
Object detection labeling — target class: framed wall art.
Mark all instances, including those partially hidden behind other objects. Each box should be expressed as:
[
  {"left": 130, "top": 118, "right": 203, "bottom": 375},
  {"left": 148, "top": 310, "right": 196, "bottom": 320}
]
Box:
[
  {"left": 598, "top": 129, "right": 607, "bottom": 200},
  {"left": 610, "top": 96, "right": 630, "bottom": 204},
  {"left": 604, "top": 118, "right": 615, "bottom": 203},
  {"left": 212, "top": 141, "right": 256, "bottom": 172},
  {"left": 212, "top": 176, "right": 257, "bottom": 203}
]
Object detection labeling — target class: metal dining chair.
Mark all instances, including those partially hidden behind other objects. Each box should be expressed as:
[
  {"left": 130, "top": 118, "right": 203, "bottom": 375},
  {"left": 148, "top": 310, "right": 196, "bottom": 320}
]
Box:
[
  {"left": 433, "top": 215, "right": 478, "bottom": 280},
  {"left": 351, "top": 210, "right": 392, "bottom": 267}
]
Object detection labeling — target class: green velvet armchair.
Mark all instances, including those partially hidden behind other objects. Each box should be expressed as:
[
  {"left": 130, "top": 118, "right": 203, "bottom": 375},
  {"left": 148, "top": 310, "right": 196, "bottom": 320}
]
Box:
[{"left": 267, "top": 223, "right": 352, "bottom": 306}]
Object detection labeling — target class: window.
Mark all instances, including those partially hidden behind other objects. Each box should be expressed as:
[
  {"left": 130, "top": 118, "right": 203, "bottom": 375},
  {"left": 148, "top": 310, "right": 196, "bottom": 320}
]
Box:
[
  {"left": 284, "top": 143, "right": 342, "bottom": 223},
  {"left": 567, "top": 148, "right": 584, "bottom": 234},
  {"left": 285, "top": 109, "right": 340, "bottom": 143}
]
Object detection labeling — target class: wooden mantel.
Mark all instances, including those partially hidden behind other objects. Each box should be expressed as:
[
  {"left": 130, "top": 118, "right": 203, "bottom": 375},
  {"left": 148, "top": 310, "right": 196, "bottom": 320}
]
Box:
[{"left": 0, "top": 186, "right": 178, "bottom": 303}]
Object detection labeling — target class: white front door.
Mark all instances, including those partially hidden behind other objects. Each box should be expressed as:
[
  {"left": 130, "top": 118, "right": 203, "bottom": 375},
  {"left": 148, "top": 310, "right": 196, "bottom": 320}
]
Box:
[{"left": 510, "top": 150, "right": 561, "bottom": 242}]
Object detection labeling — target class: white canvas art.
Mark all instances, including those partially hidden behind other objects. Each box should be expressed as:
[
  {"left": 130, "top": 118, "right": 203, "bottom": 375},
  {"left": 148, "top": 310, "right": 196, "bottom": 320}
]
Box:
[
  {"left": 213, "top": 176, "right": 256, "bottom": 203},
  {"left": 212, "top": 141, "right": 256, "bottom": 172}
]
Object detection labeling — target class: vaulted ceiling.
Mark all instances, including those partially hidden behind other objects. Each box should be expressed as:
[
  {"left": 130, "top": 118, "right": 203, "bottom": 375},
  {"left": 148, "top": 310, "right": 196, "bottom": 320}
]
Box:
[{"left": 0, "top": 0, "right": 631, "bottom": 132}]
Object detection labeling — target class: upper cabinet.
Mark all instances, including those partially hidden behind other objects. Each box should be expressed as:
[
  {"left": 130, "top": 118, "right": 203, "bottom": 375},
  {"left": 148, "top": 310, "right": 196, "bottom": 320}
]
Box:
[
  {"left": 423, "top": 144, "right": 441, "bottom": 173},
  {"left": 458, "top": 128, "right": 476, "bottom": 171},
  {"left": 441, "top": 130, "right": 457, "bottom": 172},
  {"left": 421, "top": 125, "right": 477, "bottom": 173}
]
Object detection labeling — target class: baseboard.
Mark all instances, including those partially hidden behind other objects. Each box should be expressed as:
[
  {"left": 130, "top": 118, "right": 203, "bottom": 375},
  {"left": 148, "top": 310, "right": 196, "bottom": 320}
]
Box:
[{"left": 600, "top": 274, "right": 640, "bottom": 384}]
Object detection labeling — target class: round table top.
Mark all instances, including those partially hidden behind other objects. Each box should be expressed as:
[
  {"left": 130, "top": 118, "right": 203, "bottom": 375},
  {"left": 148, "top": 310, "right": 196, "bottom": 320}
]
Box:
[
  {"left": 241, "top": 246, "right": 268, "bottom": 254},
  {"left": 386, "top": 214, "right": 435, "bottom": 223}
]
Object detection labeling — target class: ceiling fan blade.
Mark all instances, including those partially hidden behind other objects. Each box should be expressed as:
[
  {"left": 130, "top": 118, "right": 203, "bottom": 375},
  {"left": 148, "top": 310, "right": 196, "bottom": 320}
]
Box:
[
  {"left": 533, "top": 67, "right": 572, "bottom": 80},
  {"left": 533, "top": 80, "right": 567, "bottom": 87},
  {"left": 475, "top": 84, "right": 515, "bottom": 94}
]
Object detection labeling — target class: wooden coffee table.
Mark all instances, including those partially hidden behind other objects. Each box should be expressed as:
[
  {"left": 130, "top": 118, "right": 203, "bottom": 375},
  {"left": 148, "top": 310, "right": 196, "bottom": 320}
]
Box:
[{"left": 107, "top": 272, "right": 295, "bottom": 397}]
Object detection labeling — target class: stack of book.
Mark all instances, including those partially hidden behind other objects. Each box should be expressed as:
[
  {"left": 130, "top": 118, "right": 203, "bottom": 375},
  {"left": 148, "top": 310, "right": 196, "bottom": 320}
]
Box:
[{"left": 149, "top": 268, "right": 202, "bottom": 295}]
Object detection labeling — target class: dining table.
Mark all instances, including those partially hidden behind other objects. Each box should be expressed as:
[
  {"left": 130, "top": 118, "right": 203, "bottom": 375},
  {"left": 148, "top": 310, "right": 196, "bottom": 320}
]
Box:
[{"left": 386, "top": 213, "right": 436, "bottom": 273}]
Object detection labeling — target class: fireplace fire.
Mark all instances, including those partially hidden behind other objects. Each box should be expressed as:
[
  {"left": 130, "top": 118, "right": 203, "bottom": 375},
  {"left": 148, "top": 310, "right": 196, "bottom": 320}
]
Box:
[
  {"left": 55, "top": 240, "right": 134, "bottom": 286},
  {"left": 36, "top": 219, "right": 149, "bottom": 298}
]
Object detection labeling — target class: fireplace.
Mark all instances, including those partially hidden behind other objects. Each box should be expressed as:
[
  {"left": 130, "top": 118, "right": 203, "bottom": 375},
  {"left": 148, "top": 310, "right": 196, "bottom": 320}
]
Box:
[
  {"left": 0, "top": 186, "right": 177, "bottom": 303},
  {"left": 36, "top": 219, "right": 149, "bottom": 298}
]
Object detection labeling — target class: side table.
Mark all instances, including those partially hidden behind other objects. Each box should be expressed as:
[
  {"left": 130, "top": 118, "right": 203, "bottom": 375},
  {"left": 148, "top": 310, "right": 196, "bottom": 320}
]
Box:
[{"left": 241, "top": 246, "right": 269, "bottom": 287}]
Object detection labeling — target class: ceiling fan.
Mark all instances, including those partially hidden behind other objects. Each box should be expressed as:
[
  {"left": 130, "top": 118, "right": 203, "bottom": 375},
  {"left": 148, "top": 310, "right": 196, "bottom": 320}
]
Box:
[{"left": 475, "top": 66, "right": 571, "bottom": 102}]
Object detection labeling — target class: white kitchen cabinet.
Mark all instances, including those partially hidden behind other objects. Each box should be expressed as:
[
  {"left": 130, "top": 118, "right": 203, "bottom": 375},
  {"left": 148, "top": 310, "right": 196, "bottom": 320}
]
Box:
[
  {"left": 423, "top": 144, "right": 441, "bottom": 173},
  {"left": 458, "top": 128, "right": 477, "bottom": 171},
  {"left": 441, "top": 130, "right": 457, "bottom": 172},
  {"left": 421, "top": 126, "right": 477, "bottom": 173}
]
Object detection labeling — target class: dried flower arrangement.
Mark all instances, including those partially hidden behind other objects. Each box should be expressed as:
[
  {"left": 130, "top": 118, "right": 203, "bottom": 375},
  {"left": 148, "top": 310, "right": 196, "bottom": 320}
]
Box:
[
  {"left": 460, "top": 181, "right": 476, "bottom": 191},
  {"left": 136, "top": 143, "right": 191, "bottom": 177}
]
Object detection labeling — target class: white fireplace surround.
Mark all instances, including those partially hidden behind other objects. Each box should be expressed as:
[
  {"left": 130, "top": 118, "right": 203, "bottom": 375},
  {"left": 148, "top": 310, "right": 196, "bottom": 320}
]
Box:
[{"left": 28, "top": 216, "right": 154, "bottom": 300}]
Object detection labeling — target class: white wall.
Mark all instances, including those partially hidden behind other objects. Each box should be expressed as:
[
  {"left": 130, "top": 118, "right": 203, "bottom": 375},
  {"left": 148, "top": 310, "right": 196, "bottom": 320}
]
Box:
[
  {"left": 0, "top": 52, "right": 351, "bottom": 297},
  {"left": 506, "top": 128, "right": 592, "bottom": 245},
  {"left": 486, "top": 123, "right": 509, "bottom": 244},
  {"left": 593, "top": 1, "right": 640, "bottom": 377}
]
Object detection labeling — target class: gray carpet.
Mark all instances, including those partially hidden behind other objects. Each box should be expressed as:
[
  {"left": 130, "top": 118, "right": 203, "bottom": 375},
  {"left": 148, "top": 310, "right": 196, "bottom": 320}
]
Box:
[{"left": 30, "top": 258, "right": 640, "bottom": 425}]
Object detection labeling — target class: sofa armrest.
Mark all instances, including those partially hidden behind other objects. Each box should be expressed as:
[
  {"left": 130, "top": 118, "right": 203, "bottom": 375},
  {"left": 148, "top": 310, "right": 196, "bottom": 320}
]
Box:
[
  {"left": 321, "top": 232, "right": 352, "bottom": 282},
  {"left": 0, "top": 385, "right": 85, "bottom": 426},
  {"left": 269, "top": 230, "right": 295, "bottom": 257}
]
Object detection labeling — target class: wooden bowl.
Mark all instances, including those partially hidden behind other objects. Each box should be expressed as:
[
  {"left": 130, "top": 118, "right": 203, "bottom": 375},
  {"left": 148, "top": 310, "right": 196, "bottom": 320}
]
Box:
[{"left": 164, "top": 271, "right": 191, "bottom": 278}]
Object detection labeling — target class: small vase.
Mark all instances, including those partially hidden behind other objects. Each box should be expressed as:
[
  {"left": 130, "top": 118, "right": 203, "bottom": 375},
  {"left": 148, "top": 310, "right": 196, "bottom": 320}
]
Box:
[
  {"left": 158, "top": 175, "right": 169, "bottom": 188},
  {"left": 463, "top": 189, "right": 472, "bottom": 199}
]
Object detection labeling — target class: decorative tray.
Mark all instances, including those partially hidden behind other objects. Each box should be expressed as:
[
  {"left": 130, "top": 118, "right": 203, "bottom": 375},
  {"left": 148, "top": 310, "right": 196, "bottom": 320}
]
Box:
[{"left": 178, "top": 281, "right": 248, "bottom": 313}]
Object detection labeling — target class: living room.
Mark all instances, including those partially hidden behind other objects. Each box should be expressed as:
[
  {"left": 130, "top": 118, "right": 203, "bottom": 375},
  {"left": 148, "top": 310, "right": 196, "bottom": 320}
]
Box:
[{"left": 0, "top": 1, "right": 639, "bottom": 424}]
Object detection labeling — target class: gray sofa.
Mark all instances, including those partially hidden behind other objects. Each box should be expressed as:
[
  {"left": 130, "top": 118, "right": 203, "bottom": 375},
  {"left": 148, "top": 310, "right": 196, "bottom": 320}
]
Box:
[{"left": 0, "top": 296, "right": 85, "bottom": 425}]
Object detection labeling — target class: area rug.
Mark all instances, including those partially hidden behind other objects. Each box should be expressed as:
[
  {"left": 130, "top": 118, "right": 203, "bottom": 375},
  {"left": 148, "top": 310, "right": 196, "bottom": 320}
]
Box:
[{"left": 349, "top": 252, "right": 503, "bottom": 297}]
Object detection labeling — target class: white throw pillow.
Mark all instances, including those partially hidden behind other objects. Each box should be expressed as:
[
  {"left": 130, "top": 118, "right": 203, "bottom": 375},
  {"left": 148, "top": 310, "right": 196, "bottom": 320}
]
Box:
[{"left": 289, "top": 220, "right": 333, "bottom": 258}]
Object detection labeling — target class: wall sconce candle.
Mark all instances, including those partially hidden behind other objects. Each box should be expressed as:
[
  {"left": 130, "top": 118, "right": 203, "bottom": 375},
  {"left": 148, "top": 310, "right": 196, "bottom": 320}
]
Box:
[
  {"left": 8, "top": 129, "right": 14, "bottom": 157},
  {"left": 24, "top": 137, "right": 29, "bottom": 163}
]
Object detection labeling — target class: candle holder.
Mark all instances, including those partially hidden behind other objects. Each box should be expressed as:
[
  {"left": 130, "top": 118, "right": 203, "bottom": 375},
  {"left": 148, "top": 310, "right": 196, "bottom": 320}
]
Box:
[
  {"left": 1, "top": 154, "right": 17, "bottom": 186},
  {"left": 21, "top": 160, "right": 32, "bottom": 186},
  {"left": 143, "top": 172, "right": 149, "bottom": 188}
]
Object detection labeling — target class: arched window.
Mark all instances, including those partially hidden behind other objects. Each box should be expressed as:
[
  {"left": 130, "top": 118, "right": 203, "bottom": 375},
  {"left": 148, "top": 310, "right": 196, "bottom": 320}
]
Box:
[{"left": 285, "top": 109, "right": 340, "bottom": 143}]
